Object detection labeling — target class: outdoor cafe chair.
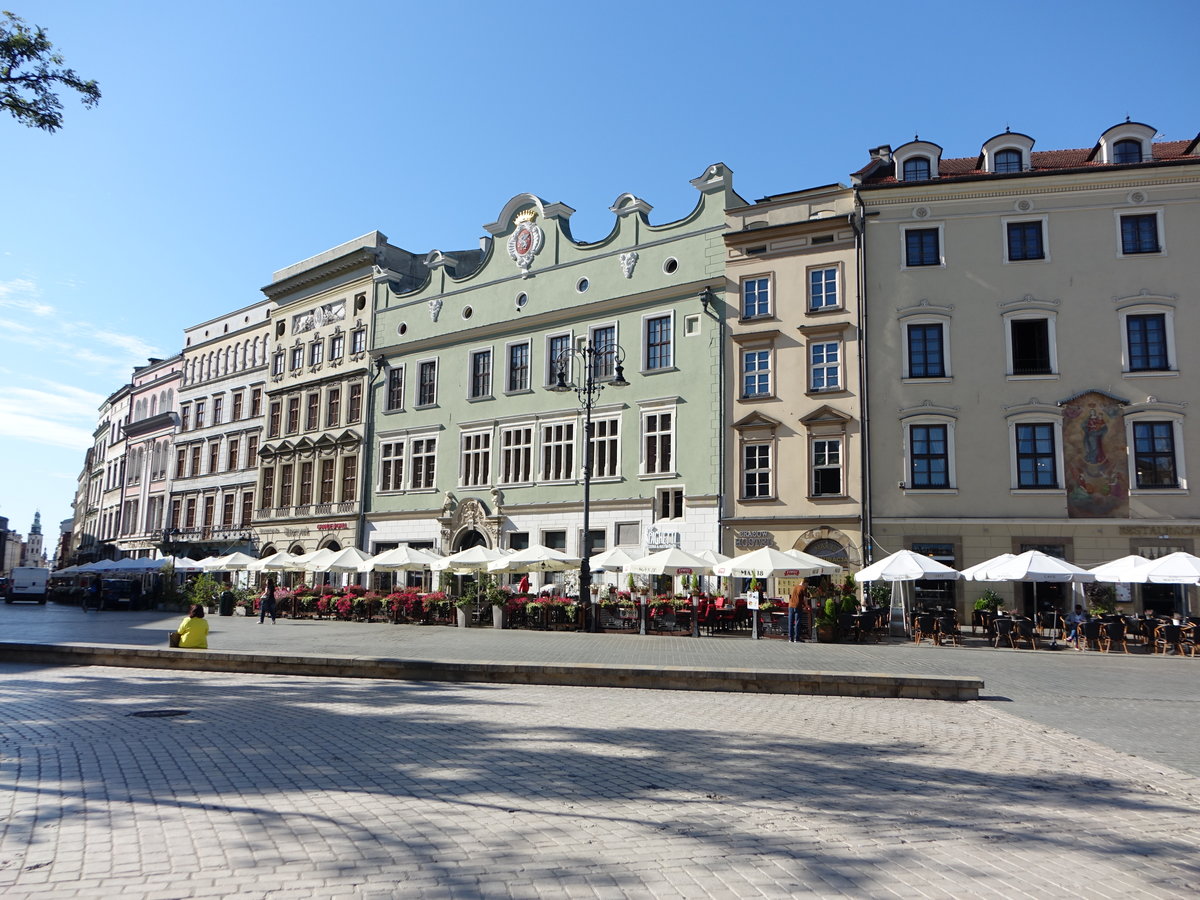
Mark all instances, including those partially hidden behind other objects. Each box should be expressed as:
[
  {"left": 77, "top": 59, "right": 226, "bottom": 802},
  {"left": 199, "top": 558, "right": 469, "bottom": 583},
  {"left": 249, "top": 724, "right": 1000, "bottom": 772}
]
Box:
[
  {"left": 1013, "top": 618, "right": 1039, "bottom": 650},
  {"left": 1100, "top": 620, "right": 1129, "bottom": 654},
  {"left": 913, "top": 614, "right": 936, "bottom": 645},
  {"left": 1154, "top": 623, "right": 1187, "bottom": 656},
  {"left": 1077, "top": 620, "right": 1103, "bottom": 652},
  {"left": 990, "top": 617, "right": 1015, "bottom": 648},
  {"left": 839, "top": 612, "right": 862, "bottom": 643},
  {"left": 935, "top": 614, "right": 961, "bottom": 646},
  {"left": 1037, "top": 611, "right": 1060, "bottom": 638},
  {"left": 1124, "top": 617, "right": 1149, "bottom": 646}
]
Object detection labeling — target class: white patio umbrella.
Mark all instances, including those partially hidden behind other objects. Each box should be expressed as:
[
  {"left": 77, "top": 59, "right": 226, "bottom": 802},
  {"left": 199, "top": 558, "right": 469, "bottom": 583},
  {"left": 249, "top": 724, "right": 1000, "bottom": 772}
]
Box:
[
  {"left": 975, "top": 550, "right": 1095, "bottom": 583},
  {"left": 961, "top": 553, "right": 1017, "bottom": 581},
  {"left": 201, "top": 551, "right": 259, "bottom": 572},
  {"left": 627, "top": 547, "right": 713, "bottom": 577},
  {"left": 713, "top": 546, "right": 836, "bottom": 579},
  {"left": 295, "top": 548, "right": 338, "bottom": 572},
  {"left": 362, "top": 545, "right": 442, "bottom": 573},
  {"left": 249, "top": 551, "right": 305, "bottom": 572},
  {"left": 105, "top": 557, "right": 144, "bottom": 572},
  {"left": 588, "top": 547, "right": 639, "bottom": 572},
  {"left": 1088, "top": 554, "right": 1155, "bottom": 583},
  {"left": 432, "top": 545, "right": 511, "bottom": 573},
  {"left": 309, "top": 546, "right": 373, "bottom": 574},
  {"left": 1140, "top": 552, "right": 1200, "bottom": 585},
  {"left": 693, "top": 549, "right": 731, "bottom": 567},
  {"left": 782, "top": 548, "right": 845, "bottom": 575},
  {"left": 487, "top": 545, "right": 579, "bottom": 573},
  {"left": 168, "top": 556, "right": 206, "bottom": 573},
  {"left": 857, "top": 549, "right": 962, "bottom": 582}
]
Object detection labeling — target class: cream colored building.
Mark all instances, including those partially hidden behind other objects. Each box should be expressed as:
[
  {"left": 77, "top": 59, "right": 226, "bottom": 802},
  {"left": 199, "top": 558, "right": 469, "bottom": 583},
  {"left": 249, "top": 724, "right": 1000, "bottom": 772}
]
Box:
[
  {"left": 855, "top": 122, "right": 1200, "bottom": 616},
  {"left": 723, "top": 184, "right": 864, "bottom": 573}
]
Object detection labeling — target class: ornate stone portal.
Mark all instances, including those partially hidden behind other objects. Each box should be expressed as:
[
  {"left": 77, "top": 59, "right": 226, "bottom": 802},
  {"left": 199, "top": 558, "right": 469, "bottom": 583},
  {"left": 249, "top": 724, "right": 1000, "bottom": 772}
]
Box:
[{"left": 438, "top": 494, "right": 504, "bottom": 550}]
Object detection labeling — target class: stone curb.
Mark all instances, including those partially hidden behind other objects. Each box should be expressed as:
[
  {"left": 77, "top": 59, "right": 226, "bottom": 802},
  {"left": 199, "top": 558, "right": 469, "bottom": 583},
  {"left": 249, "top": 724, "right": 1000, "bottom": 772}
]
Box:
[{"left": 0, "top": 641, "right": 983, "bottom": 700}]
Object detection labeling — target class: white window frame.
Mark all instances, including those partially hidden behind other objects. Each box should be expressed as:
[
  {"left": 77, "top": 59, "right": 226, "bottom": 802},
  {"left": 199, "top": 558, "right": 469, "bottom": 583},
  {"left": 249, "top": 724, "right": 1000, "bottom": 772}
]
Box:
[
  {"left": 807, "top": 263, "right": 841, "bottom": 311},
  {"left": 538, "top": 419, "right": 576, "bottom": 483},
  {"left": 410, "top": 434, "right": 437, "bottom": 490},
  {"left": 642, "top": 310, "right": 675, "bottom": 372},
  {"left": 1007, "top": 417, "right": 1065, "bottom": 492},
  {"left": 416, "top": 358, "right": 438, "bottom": 408},
  {"left": 740, "top": 347, "right": 772, "bottom": 399},
  {"left": 1001, "top": 215, "right": 1050, "bottom": 264},
  {"left": 309, "top": 338, "right": 324, "bottom": 367},
  {"left": 499, "top": 423, "right": 534, "bottom": 486},
  {"left": 808, "top": 338, "right": 842, "bottom": 392},
  {"left": 505, "top": 339, "right": 532, "bottom": 394},
  {"left": 545, "top": 331, "right": 573, "bottom": 388},
  {"left": 587, "top": 322, "right": 619, "bottom": 381},
  {"left": 379, "top": 439, "right": 406, "bottom": 492},
  {"left": 289, "top": 346, "right": 304, "bottom": 371},
  {"left": 590, "top": 416, "right": 621, "bottom": 480},
  {"left": 1004, "top": 311, "right": 1058, "bottom": 379},
  {"left": 468, "top": 347, "right": 493, "bottom": 401},
  {"left": 385, "top": 364, "right": 405, "bottom": 413},
  {"left": 902, "top": 417, "right": 957, "bottom": 492},
  {"left": 740, "top": 274, "right": 772, "bottom": 320},
  {"left": 655, "top": 486, "right": 685, "bottom": 521},
  {"left": 459, "top": 429, "right": 492, "bottom": 488},
  {"left": 640, "top": 403, "right": 676, "bottom": 478},
  {"left": 901, "top": 317, "right": 952, "bottom": 380},
  {"left": 900, "top": 223, "right": 945, "bottom": 269},
  {"left": 1124, "top": 414, "right": 1187, "bottom": 493},
  {"left": 810, "top": 436, "right": 844, "bottom": 497},
  {"left": 1118, "top": 301, "right": 1176, "bottom": 374},
  {"left": 741, "top": 441, "right": 774, "bottom": 500},
  {"left": 1115, "top": 208, "right": 1166, "bottom": 258}
]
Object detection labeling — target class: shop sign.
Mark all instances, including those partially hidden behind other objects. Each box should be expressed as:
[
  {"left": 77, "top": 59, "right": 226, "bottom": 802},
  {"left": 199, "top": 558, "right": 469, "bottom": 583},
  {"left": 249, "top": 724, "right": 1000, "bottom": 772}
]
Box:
[
  {"left": 317, "top": 523, "right": 348, "bottom": 531},
  {"left": 735, "top": 530, "right": 774, "bottom": 549},
  {"left": 645, "top": 526, "right": 681, "bottom": 550},
  {"left": 1119, "top": 526, "right": 1200, "bottom": 536}
]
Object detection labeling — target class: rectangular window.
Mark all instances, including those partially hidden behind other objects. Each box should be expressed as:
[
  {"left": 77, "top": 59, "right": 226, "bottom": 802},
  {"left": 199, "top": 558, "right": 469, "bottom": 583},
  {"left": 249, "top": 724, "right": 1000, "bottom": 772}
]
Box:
[
  {"left": 507, "top": 343, "right": 530, "bottom": 392},
  {"left": 1127, "top": 314, "right": 1168, "bottom": 371},
  {"left": 469, "top": 350, "right": 492, "bottom": 399},
  {"left": 319, "top": 458, "right": 335, "bottom": 503},
  {"left": 656, "top": 487, "right": 684, "bottom": 520},
  {"left": 812, "top": 438, "right": 842, "bottom": 496},
  {"left": 330, "top": 333, "right": 345, "bottom": 361},
  {"left": 310, "top": 340, "right": 324, "bottom": 367},
  {"left": 290, "top": 347, "right": 303, "bottom": 371},
  {"left": 743, "top": 443, "right": 772, "bottom": 498},
  {"left": 180, "top": 405, "right": 190, "bottom": 431},
  {"left": 910, "top": 424, "right": 949, "bottom": 488},
  {"left": 250, "top": 388, "right": 262, "bottom": 418},
  {"left": 305, "top": 392, "right": 320, "bottom": 430},
  {"left": 809, "top": 267, "right": 838, "bottom": 309},
  {"left": 417, "top": 361, "right": 437, "bottom": 406},
  {"left": 543, "top": 530, "right": 567, "bottom": 552},
  {"left": 810, "top": 341, "right": 841, "bottom": 390},
  {"left": 272, "top": 351, "right": 285, "bottom": 377},
  {"left": 298, "top": 461, "right": 313, "bottom": 505},
  {"left": 340, "top": 455, "right": 357, "bottom": 502},
  {"left": 195, "top": 401, "right": 206, "bottom": 428},
  {"left": 412, "top": 438, "right": 436, "bottom": 489},
  {"left": 643, "top": 411, "right": 673, "bottom": 475},
  {"left": 590, "top": 326, "right": 616, "bottom": 379},
  {"left": 268, "top": 401, "right": 281, "bottom": 438},
  {"left": 175, "top": 448, "right": 187, "bottom": 479},
  {"left": 261, "top": 468, "right": 274, "bottom": 510},
  {"left": 1010, "top": 319, "right": 1051, "bottom": 375},
  {"left": 226, "top": 438, "right": 239, "bottom": 472},
  {"left": 1016, "top": 423, "right": 1057, "bottom": 488},
  {"left": 907, "top": 323, "right": 945, "bottom": 378},
  {"left": 326, "top": 387, "right": 341, "bottom": 426},
  {"left": 278, "top": 464, "right": 293, "bottom": 507},
  {"left": 1133, "top": 422, "right": 1178, "bottom": 488},
  {"left": 231, "top": 392, "right": 244, "bottom": 421},
  {"left": 500, "top": 426, "right": 533, "bottom": 484},
  {"left": 645, "top": 315, "right": 672, "bottom": 370},
  {"left": 246, "top": 434, "right": 258, "bottom": 465},
  {"left": 241, "top": 490, "right": 253, "bottom": 526},
  {"left": 742, "top": 277, "right": 770, "bottom": 318},
  {"left": 286, "top": 397, "right": 300, "bottom": 433},
  {"left": 185, "top": 498, "right": 197, "bottom": 528},
  {"left": 212, "top": 396, "right": 223, "bottom": 425},
  {"left": 351, "top": 329, "right": 367, "bottom": 355},
  {"left": 547, "top": 334, "right": 571, "bottom": 385},
  {"left": 222, "top": 492, "right": 235, "bottom": 527},
  {"left": 591, "top": 418, "right": 619, "bottom": 478},
  {"left": 539, "top": 422, "right": 575, "bottom": 481},
  {"left": 381, "top": 441, "right": 405, "bottom": 491},
  {"left": 905, "top": 228, "right": 940, "bottom": 267},
  {"left": 741, "top": 349, "right": 770, "bottom": 398},
  {"left": 190, "top": 445, "right": 201, "bottom": 477},
  {"left": 1121, "top": 214, "right": 1160, "bottom": 254},
  {"left": 386, "top": 367, "right": 404, "bottom": 411},
  {"left": 1007, "top": 221, "right": 1045, "bottom": 261},
  {"left": 347, "top": 383, "right": 362, "bottom": 423},
  {"left": 461, "top": 432, "right": 491, "bottom": 486}
]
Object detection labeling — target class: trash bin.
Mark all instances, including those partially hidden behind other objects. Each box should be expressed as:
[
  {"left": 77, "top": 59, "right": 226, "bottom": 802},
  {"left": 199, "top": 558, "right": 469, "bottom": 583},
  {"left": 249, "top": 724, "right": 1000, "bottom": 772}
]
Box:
[{"left": 218, "top": 590, "right": 236, "bottom": 617}]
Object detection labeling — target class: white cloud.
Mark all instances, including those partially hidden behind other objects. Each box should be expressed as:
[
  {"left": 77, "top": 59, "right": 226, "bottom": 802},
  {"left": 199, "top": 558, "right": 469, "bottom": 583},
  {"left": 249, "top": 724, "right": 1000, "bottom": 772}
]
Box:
[
  {"left": 0, "top": 278, "right": 54, "bottom": 316},
  {"left": 0, "top": 378, "right": 105, "bottom": 451},
  {"left": 0, "top": 410, "right": 95, "bottom": 450}
]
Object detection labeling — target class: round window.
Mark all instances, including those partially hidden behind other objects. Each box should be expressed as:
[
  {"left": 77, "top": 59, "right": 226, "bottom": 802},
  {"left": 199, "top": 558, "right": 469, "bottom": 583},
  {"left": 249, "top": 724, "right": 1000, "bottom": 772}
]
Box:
[
  {"left": 576, "top": 278, "right": 589, "bottom": 293},
  {"left": 663, "top": 257, "right": 679, "bottom": 274},
  {"left": 515, "top": 292, "right": 528, "bottom": 310},
  {"left": 462, "top": 306, "right": 473, "bottom": 319},
  {"left": 397, "top": 322, "right": 408, "bottom": 336}
]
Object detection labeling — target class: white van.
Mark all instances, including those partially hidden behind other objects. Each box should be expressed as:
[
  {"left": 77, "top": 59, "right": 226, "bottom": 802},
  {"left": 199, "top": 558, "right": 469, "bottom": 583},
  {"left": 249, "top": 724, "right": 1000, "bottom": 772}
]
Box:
[{"left": 7, "top": 567, "right": 50, "bottom": 603}]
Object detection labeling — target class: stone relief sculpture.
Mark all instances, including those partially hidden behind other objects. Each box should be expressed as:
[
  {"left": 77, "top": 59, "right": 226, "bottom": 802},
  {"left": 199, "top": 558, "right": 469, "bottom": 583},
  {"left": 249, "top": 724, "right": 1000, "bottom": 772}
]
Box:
[
  {"left": 429, "top": 298, "right": 443, "bottom": 322},
  {"left": 619, "top": 251, "right": 639, "bottom": 278}
]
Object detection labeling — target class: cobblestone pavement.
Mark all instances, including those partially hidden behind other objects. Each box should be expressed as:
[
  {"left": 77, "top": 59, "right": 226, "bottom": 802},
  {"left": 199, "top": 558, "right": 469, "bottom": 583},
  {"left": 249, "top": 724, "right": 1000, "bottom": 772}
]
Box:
[
  {"left": 1, "top": 663, "right": 1199, "bottom": 899},
  {"left": 3, "top": 603, "right": 1198, "bottom": 778}
]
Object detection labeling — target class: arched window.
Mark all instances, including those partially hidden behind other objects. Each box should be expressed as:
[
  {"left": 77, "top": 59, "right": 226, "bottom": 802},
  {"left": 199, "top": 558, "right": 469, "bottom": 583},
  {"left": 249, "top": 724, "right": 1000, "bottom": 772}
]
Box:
[
  {"left": 1113, "top": 139, "right": 1142, "bottom": 164},
  {"left": 150, "top": 395, "right": 158, "bottom": 417},
  {"left": 994, "top": 149, "right": 1022, "bottom": 173},
  {"left": 165, "top": 388, "right": 173, "bottom": 410},
  {"left": 902, "top": 157, "right": 931, "bottom": 181}
]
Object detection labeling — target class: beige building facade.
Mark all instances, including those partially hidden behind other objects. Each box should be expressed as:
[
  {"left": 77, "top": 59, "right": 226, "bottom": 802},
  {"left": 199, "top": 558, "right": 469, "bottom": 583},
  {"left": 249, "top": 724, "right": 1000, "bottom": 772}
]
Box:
[
  {"left": 855, "top": 122, "right": 1200, "bottom": 616},
  {"left": 723, "top": 184, "right": 864, "bottom": 573}
]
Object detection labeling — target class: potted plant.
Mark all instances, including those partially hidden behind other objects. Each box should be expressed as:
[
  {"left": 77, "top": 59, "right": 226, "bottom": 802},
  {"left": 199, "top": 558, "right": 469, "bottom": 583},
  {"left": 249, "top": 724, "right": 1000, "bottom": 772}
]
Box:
[
  {"left": 453, "top": 594, "right": 473, "bottom": 627},
  {"left": 815, "top": 597, "right": 840, "bottom": 643}
]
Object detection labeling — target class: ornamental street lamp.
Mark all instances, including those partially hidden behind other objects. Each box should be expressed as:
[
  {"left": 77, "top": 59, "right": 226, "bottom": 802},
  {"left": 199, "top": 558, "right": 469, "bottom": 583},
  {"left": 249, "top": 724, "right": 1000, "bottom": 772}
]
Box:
[{"left": 549, "top": 338, "right": 629, "bottom": 632}]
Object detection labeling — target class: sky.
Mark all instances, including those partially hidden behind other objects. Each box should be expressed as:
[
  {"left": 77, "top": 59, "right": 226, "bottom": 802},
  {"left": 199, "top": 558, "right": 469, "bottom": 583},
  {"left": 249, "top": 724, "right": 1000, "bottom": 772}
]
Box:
[{"left": 1, "top": 0, "right": 1196, "bottom": 552}]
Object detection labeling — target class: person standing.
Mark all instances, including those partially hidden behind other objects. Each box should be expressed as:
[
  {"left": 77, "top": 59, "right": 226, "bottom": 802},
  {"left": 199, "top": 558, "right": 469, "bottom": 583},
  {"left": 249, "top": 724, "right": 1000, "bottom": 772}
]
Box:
[
  {"left": 788, "top": 581, "right": 808, "bottom": 643},
  {"left": 260, "top": 576, "right": 278, "bottom": 624},
  {"left": 176, "top": 605, "right": 209, "bottom": 649}
]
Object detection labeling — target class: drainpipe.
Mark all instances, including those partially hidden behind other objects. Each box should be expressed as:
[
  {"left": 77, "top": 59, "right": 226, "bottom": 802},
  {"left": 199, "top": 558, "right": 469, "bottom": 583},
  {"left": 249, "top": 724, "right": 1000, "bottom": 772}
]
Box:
[
  {"left": 851, "top": 192, "right": 874, "bottom": 568},
  {"left": 356, "top": 355, "right": 387, "bottom": 554}
]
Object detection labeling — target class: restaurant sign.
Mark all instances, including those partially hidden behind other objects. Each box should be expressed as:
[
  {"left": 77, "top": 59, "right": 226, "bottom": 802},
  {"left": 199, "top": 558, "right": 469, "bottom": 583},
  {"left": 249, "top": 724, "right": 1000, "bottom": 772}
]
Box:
[
  {"left": 646, "top": 526, "right": 681, "bottom": 550},
  {"left": 317, "top": 523, "right": 348, "bottom": 531},
  {"left": 735, "top": 530, "right": 774, "bottom": 549}
]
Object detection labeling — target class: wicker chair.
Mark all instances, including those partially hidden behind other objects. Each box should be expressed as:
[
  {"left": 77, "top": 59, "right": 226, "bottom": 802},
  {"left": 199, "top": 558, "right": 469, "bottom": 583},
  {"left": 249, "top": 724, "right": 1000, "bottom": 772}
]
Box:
[
  {"left": 1100, "top": 620, "right": 1129, "bottom": 654},
  {"left": 1154, "top": 623, "right": 1186, "bottom": 656},
  {"left": 913, "top": 614, "right": 936, "bottom": 644},
  {"left": 1013, "top": 618, "right": 1039, "bottom": 650},
  {"left": 1078, "top": 620, "right": 1103, "bottom": 652},
  {"left": 936, "top": 614, "right": 961, "bottom": 646},
  {"left": 993, "top": 618, "right": 1016, "bottom": 648}
]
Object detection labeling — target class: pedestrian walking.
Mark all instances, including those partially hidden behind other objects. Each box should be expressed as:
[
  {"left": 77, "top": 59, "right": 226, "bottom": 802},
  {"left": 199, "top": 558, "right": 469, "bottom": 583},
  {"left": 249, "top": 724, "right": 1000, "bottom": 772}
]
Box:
[
  {"left": 260, "top": 577, "right": 278, "bottom": 624},
  {"left": 788, "top": 581, "right": 808, "bottom": 643}
]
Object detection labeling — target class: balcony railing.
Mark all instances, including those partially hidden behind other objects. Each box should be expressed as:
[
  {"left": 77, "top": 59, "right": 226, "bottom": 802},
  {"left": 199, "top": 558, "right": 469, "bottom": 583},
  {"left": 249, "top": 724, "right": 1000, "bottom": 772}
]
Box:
[{"left": 252, "top": 501, "right": 359, "bottom": 522}]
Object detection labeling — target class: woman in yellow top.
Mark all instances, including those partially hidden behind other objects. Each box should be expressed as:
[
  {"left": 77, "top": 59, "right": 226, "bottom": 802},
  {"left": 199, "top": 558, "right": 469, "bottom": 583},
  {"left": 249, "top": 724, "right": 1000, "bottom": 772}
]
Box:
[{"left": 177, "top": 604, "right": 209, "bottom": 649}]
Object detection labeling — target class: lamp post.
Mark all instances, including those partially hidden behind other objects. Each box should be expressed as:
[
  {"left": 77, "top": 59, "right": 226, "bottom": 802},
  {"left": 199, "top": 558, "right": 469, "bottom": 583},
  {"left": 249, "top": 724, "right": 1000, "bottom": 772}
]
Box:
[{"left": 550, "top": 338, "right": 628, "bottom": 632}]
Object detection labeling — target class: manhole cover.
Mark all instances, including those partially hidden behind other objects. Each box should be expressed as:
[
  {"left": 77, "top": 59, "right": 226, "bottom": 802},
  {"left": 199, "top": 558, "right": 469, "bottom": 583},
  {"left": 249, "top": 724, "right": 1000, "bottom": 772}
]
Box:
[{"left": 128, "top": 709, "right": 190, "bottom": 718}]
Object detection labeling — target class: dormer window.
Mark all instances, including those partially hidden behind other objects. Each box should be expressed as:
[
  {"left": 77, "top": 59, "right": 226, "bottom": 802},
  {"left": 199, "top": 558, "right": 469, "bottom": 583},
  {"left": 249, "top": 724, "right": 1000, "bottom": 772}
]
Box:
[
  {"left": 1113, "top": 139, "right": 1143, "bottom": 164},
  {"left": 902, "top": 157, "right": 931, "bottom": 181},
  {"left": 994, "top": 149, "right": 1022, "bottom": 173}
]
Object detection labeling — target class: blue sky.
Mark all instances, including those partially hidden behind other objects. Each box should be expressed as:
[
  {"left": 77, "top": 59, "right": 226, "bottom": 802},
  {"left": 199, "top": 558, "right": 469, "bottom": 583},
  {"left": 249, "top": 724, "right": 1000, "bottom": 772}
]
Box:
[{"left": 1, "top": 0, "right": 1196, "bottom": 550}]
